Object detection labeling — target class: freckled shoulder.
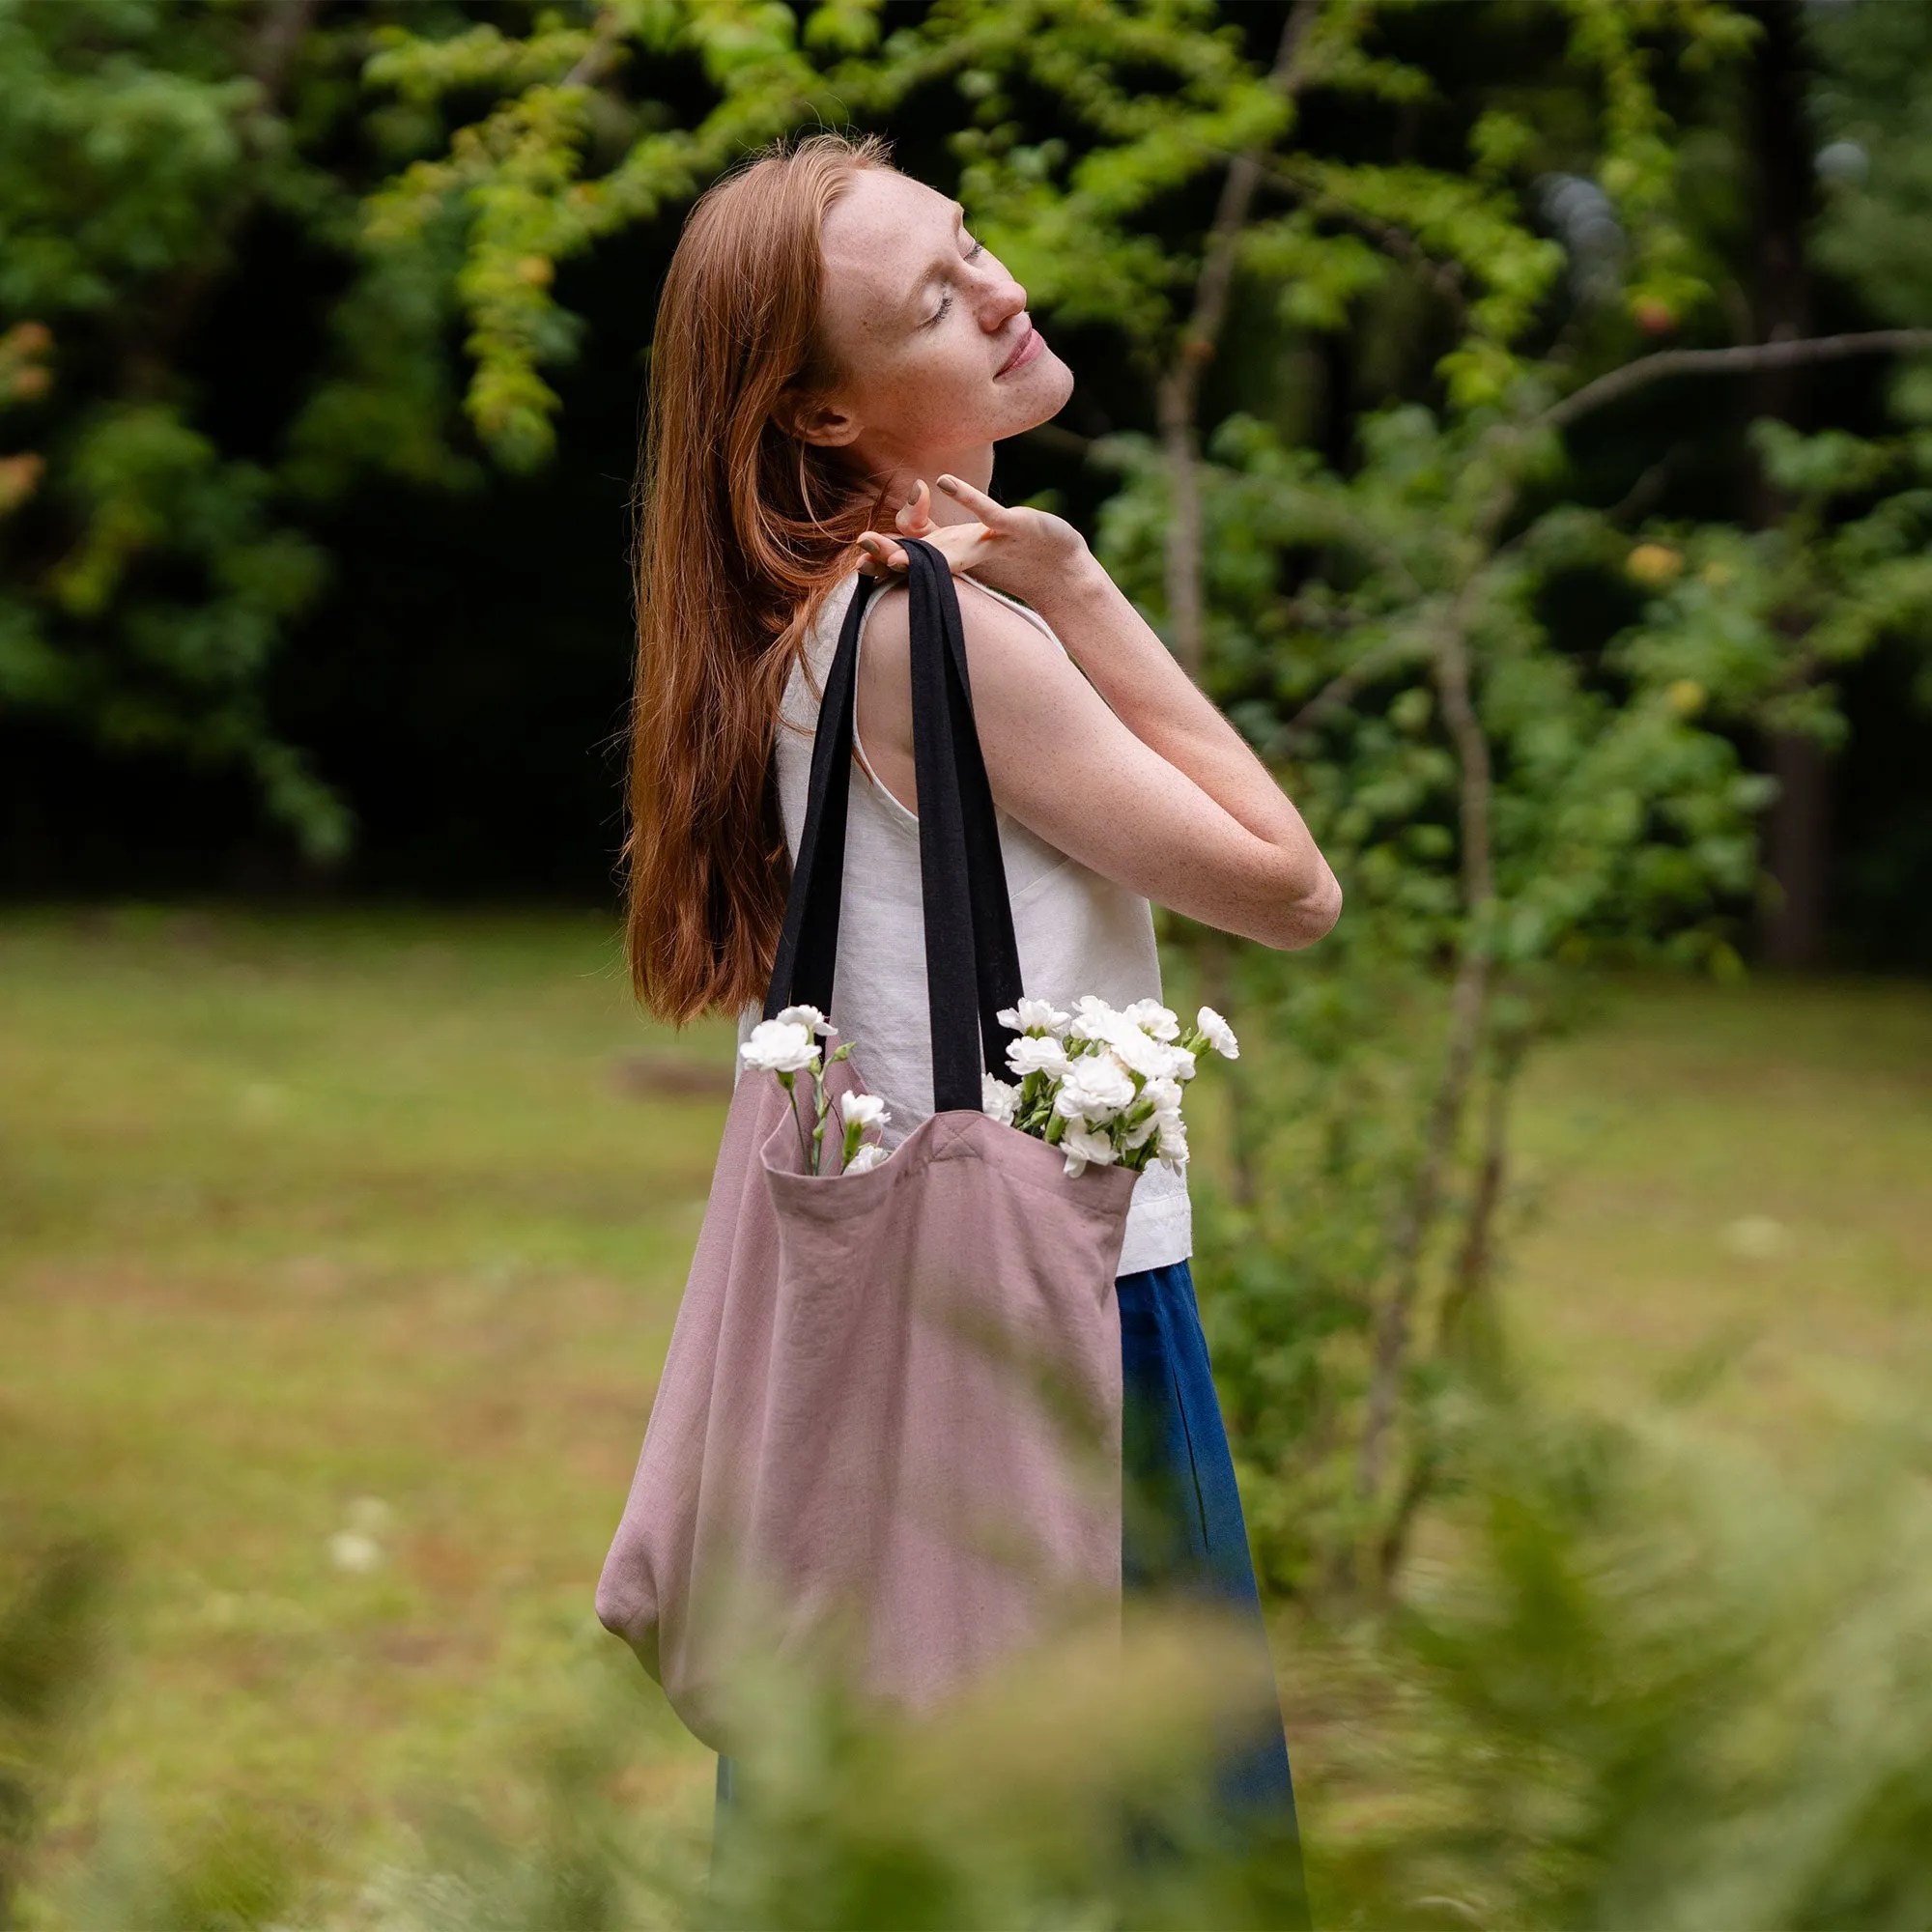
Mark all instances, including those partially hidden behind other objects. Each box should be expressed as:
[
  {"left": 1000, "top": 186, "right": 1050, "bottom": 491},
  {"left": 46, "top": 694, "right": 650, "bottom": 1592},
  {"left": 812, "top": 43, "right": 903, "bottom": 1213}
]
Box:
[
  {"left": 952, "top": 576, "right": 1076, "bottom": 694},
  {"left": 860, "top": 575, "right": 1061, "bottom": 700}
]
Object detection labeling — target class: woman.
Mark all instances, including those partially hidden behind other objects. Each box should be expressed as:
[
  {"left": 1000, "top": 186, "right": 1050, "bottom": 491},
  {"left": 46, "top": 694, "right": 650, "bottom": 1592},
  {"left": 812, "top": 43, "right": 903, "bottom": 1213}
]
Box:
[{"left": 625, "top": 132, "right": 1340, "bottom": 1877}]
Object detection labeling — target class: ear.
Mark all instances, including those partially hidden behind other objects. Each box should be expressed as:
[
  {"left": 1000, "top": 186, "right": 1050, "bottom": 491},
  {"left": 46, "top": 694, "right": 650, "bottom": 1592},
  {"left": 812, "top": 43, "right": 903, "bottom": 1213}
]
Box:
[{"left": 774, "top": 385, "right": 863, "bottom": 449}]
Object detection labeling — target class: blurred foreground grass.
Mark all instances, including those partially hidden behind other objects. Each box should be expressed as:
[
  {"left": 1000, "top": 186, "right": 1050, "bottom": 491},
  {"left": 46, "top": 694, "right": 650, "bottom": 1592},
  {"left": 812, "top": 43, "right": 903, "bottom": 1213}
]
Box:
[{"left": 2, "top": 909, "right": 1928, "bottom": 1923}]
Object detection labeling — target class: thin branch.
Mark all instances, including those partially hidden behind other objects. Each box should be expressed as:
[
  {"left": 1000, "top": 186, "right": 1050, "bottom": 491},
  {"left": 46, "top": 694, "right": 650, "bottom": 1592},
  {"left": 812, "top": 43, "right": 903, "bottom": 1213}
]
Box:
[
  {"left": 1158, "top": 0, "right": 1322, "bottom": 677},
  {"left": 1020, "top": 421, "right": 1094, "bottom": 460},
  {"left": 562, "top": 2, "right": 629, "bottom": 87},
  {"left": 1186, "top": 0, "right": 1321, "bottom": 367},
  {"left": 1357, "top": 543, "right": 1501, "bottom": 1513},
  {"left": 1600, "top": 448, "right": 1680, "bottom": 527},
  {"left": 1434, "top": 1054, "right": 1514, "bottom": 1363},
  {"left": 1545, "top": 328, "right": 1932, "bottom": 433},
  {"left": 1276, "top": 634, "right": 1421, "bottom": 748},
  {"left": 1376, "top": 1046, "right": 1518, "bottom": 1587},
  {"left": 1376, "top": 1445, "right": 1438, "bottom": 1592},
  {"left": 246, "top": 0, "right": 323, "bottom": 93}
]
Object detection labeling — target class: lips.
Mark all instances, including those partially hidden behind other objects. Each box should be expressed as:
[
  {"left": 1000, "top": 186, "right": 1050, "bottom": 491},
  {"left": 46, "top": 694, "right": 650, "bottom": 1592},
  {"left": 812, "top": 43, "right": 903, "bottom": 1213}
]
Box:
[{"left": 995, "top": 323, "right": 1043, "bottom": 379}]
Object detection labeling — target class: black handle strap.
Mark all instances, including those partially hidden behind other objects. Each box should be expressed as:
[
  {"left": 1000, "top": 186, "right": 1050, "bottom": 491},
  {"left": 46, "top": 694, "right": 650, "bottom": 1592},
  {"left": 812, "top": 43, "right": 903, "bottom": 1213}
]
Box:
[{"left": 763, "top": 542, "right": 1022, "bottom": 1113}]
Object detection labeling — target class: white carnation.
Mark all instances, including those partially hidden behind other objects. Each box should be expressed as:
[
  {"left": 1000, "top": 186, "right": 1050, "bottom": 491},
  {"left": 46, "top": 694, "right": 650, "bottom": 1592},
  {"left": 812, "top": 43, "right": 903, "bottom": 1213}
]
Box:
[
  {"left": 981, "top": 1074, "right": 1020, "bottom": 1126},
  {"left": 1122, "top": 999, "right": 1180, "bottom": 1042},
  {"left": 1155, "top": 1120, "right": 1191, "bottom": 1170},
  {"left": 1061, "top": 1122, "right": 1119, "bottom": 1179},
  {"left": 741, "top": 1018, "right": 820, "bottom": 1073},
  {"left": 1141, "top": 1075, "right": 1184, "bottom": 1122},
  {"left": 844, "top": 1141, "right": 888, "bottom": 1175},
  {"left": 1007, "top": 1035, "right": 1073, "bottom": 1081},
  {"left": 997, "top": 997, "right": 1070, "bottom": 1037},
  {"left": 1067, "top": 995, "right": 1124, "bottom": 1044},
  {"left": 839, "top": 1091, "right": 890, "bottom": 1130},
  {"left": 773, "top": 1004, "right": 837, "bottom": 1037},
  {"left": 1053, "top": 1054, "right": 1136, "bottom": 1123},
  {"left": 1196, "top": 1006, "right": 1239, "bottom": 1060},
  {"left": 1106, "top": 1024, "right": 1177, "bottom": 1082}
]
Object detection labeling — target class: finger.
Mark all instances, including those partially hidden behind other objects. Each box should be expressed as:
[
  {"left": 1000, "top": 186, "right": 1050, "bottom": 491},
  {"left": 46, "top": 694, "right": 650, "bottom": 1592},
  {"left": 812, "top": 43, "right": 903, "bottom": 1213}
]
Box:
[
  {"left": 895, "top": 477, "right": 934, "bottom": 537},
  {"left": 934, "top": 473, "right": 1007, "bottom": 525},
  {"left": 859, "top": 533, "right": 909, "bottom": 573}
]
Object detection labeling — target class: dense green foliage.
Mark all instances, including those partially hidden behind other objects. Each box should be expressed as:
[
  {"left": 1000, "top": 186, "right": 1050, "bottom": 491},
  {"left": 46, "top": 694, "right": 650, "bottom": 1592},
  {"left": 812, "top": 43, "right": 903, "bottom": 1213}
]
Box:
[
  {"left": 0, "top": 0, "right": 457, "bottom": 856},
  {"left": 1, "top": 0, "right": 1928, "bottom": 910}
]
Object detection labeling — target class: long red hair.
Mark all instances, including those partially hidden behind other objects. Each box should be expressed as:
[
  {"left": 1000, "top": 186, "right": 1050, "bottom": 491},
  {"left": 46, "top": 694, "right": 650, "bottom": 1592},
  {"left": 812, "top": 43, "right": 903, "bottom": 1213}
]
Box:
[{"left": 625, "top": 132, "right": 891, "bottom": 1022}]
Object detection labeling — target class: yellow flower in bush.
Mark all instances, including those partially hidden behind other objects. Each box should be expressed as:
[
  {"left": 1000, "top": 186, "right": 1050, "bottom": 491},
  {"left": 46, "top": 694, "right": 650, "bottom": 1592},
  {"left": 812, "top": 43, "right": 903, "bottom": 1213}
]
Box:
[{"left": 1627, "top": 542, "right": 1685, "bottom": 588}]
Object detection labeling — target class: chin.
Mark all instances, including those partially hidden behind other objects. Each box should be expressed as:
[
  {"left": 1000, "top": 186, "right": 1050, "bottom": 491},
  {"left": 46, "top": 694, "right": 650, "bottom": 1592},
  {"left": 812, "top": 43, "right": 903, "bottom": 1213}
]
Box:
[{"left": 996, "top": 343, "right": 1076, "bottom": 439}]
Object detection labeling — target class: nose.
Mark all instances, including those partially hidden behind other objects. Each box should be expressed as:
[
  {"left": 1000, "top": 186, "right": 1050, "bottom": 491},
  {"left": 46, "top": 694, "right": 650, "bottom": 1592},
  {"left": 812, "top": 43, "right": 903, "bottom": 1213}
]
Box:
[{"left": 979, "top": 266, "right": 1027, "bottom": 330}]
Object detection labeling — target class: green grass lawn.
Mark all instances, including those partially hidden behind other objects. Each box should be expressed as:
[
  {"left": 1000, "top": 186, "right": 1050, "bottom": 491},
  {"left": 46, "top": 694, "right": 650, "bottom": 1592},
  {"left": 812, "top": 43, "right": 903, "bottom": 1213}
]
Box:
[
  {"left": 2, "top": 909, "right": 1928, "bottom": 1920},
  {"left": 0, "top": 909, "right": 734, "bottom": 1916},
  {"left": 1506, "top": 973, "right": 1932, "bottom": 1455}
]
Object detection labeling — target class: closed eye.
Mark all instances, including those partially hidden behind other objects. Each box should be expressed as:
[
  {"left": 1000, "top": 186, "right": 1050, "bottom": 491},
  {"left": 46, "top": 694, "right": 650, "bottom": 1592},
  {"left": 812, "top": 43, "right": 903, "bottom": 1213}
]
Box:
[{"left": 922, "top": 237, "right": 985, "bottom": 327}]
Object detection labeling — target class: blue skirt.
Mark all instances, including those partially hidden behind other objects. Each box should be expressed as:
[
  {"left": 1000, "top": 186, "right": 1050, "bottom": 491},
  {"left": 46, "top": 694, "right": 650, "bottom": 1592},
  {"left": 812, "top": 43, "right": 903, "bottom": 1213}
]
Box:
[{"left": 715, "top": 1260, "right": 1307, "bottom": 1919}]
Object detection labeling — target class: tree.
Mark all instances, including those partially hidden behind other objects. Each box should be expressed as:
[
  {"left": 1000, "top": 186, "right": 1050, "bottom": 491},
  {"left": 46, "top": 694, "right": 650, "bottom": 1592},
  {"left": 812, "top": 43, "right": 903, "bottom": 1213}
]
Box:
[
  {"left": 0, "top": 0, "right": 476, "bottom": 861},
  {"left": 923, "top": 0, "right": 1929, "bottom": 1584}
]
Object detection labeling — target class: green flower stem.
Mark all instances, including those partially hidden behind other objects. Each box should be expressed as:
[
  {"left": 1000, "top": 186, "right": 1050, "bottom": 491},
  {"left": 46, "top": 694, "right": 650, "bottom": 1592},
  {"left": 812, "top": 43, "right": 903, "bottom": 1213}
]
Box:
[
  {"left": 811, "top": 1075, "right": 832, "bottom": 1175},
  {"left": 779, "top": 1068, "right": 814, "bottom": 1172}
]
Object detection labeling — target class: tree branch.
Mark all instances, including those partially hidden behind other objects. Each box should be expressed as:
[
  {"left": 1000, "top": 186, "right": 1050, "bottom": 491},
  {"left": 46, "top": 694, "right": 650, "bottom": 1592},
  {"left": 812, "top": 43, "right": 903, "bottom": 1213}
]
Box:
[
  {"left": 246, "top": 0, "right": 323, "bottom": 94},
  {"left": 1020, "top": 420, "right": 1094, "bottom": 461},
  {"left": 1356, "top": 529, "right": 1503, "bottom": 1518},
  {"left": 1276, "top": 633, "right": 1420, "bottom": 748},
  {"left": 563, "top": 4, "right": 629, "bottom": 88},
  {"left": 1158, "top": 0, "right": 1321, "bottom": 677},
  {"left": 1545, "top": 328, "right": 1932, "bottom": 433}
]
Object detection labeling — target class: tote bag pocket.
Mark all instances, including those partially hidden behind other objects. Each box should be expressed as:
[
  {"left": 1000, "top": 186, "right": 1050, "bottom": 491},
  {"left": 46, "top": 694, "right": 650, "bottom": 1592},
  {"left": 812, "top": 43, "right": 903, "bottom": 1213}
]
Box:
[{"left": 596, "top": 544, "right": 1134, "bottom": 1750}]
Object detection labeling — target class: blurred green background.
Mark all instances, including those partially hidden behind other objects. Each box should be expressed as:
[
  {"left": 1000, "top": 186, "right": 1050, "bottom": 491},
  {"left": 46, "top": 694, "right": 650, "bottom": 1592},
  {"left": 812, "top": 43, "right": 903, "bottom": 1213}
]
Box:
[{"left": 4, "top": 1, "right": 1932, "bottom": 1926}]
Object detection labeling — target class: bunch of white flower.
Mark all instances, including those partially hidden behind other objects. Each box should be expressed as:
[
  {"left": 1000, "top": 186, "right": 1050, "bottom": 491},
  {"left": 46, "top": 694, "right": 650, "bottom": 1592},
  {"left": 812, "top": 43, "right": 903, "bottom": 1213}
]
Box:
[
  {"left": 740, "top": 1006, "right": 890, "bottom": 1175},
  {"left": 982, "top": 997, "right": 1238, "bottom": 1179}
]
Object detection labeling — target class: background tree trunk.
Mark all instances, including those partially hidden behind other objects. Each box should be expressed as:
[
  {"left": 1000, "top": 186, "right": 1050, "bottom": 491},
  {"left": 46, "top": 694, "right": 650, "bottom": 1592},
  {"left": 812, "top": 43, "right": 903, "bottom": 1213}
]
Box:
[{"left": 1746, "top": 0, "right": 1830, "bottom": 969}]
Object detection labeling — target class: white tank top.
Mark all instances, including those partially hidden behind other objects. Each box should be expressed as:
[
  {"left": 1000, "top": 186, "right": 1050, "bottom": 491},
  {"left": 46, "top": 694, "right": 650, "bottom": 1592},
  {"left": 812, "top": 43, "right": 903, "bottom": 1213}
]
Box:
[{"left": 735, "top": 569, "right": 1192, "bottom": 1277}]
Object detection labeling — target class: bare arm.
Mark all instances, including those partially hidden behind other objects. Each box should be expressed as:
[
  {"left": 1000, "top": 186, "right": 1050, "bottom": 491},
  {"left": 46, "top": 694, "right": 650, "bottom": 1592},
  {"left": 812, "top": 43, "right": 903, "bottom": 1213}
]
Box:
[
  {"left": 1030, "top": 554, "right": 1326, "bottom": 869},
  {"left": 855, "top": 569, "right": 1340, "bottom": 952}
]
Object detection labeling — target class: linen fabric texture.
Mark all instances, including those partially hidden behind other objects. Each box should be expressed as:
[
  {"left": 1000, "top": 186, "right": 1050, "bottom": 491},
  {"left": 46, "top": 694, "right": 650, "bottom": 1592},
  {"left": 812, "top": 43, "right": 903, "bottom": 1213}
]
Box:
[
  {"left": 597, "top": 545, "right": 1139, "bottom": 1750},
  {"left": 715, "top": 1260, "right": 1310, "bottom": 1923},
  {"left": 737, "top": 566, "right": 1191, "bottom": 1275}
]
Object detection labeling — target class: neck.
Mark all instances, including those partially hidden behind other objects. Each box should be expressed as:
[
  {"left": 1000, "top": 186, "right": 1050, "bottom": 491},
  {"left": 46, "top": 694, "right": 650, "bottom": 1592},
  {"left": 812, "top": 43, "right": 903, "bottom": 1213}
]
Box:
[{"left": 860, "top": 442, "right": 995, "bottom": 528}]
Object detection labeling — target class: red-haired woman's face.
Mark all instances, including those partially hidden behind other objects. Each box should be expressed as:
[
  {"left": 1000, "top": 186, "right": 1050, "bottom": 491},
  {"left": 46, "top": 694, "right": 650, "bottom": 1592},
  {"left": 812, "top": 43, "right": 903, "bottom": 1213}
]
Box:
[{"left": 798, "top": 168, "right": 1073, "bottom": 484}]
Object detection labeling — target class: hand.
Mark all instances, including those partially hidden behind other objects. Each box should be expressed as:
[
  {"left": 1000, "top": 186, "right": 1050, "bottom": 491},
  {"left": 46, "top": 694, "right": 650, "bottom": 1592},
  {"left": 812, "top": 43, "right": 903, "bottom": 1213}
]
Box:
[{"left": 855, "top": 474, "right": 1091, "bottom": 611}]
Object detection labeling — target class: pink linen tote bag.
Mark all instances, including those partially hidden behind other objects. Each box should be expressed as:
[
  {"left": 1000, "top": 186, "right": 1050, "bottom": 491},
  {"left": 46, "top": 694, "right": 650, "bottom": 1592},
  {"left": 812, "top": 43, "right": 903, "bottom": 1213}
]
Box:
[{"left": 596, "top": 542, "right": 1137, "bottom": 1751}]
